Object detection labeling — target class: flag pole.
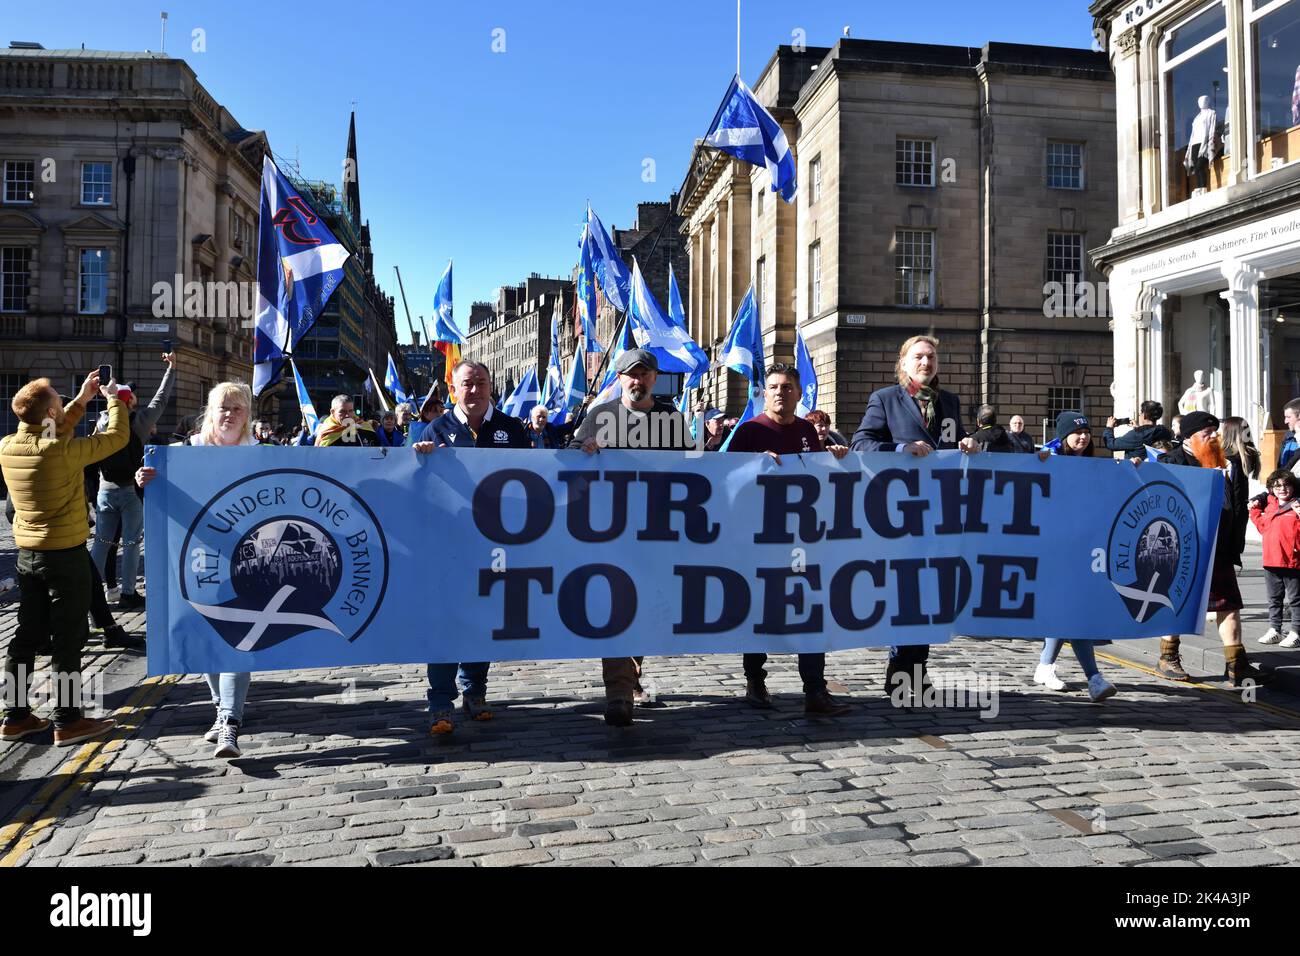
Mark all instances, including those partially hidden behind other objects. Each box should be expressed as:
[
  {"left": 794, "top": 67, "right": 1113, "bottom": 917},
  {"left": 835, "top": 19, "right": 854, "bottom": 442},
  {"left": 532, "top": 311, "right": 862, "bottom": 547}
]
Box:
[
  {"left": 736, "top": 0, "right": 741, "bottom": 79},
  {"left": 367, "top": 366, "right": 391, "bottom": 413}
]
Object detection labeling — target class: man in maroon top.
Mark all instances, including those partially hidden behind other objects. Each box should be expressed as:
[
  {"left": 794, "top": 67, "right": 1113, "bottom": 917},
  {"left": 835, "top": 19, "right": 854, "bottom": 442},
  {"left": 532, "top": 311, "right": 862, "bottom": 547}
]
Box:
[{"left": 727, "top": 363, "right": 853, "bottom": 716}]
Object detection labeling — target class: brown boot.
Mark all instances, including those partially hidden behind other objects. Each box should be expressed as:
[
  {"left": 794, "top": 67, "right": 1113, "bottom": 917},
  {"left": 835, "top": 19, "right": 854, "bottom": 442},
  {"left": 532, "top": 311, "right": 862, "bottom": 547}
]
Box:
[
  {"left": 1223, "top": 646, "right": 1275, "bottom": 688},
  {"left": 1158, "top": 638, "right": 1190, "bottom": 682}
]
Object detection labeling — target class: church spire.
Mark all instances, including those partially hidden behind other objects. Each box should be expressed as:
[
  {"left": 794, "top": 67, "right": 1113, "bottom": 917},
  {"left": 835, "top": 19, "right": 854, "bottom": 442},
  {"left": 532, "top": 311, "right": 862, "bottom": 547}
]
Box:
[{"left": 345, "top": 110, "right": 361, "bottom": 225}]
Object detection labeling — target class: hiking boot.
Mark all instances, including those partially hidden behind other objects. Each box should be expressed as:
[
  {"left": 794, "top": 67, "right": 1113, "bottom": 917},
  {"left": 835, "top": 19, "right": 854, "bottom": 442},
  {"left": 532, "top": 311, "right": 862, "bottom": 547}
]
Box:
[
  {"left": 462, "top": 696, "right": 493, "bottom": 721},
  {"left": 804, "top": 690, "right": 852, "bottom": 716},
  {"left": 1224, "top": 646, "right": 1275, "bottom": 688},
  {"left": 428, "top": 710, "right": 455, "bottom": 736},
  {"left": 1158, "top": 638, "right": 1190, "bottom": 682},
  {"left": 744, "top": 679, "right": 774, "bottom": 709}
]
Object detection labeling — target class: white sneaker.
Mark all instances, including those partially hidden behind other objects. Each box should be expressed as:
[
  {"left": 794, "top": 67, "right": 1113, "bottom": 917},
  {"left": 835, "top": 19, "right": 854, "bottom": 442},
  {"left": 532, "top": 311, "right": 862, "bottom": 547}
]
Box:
[
  {"left": 1088, "top": 674, "right": 1118, "bottom": 702},
  {"left": 1034, "top": 663, "right": 1066, "bottom": 691},
  {"left": 203, "top": 717, "right": 224, "bottom": 743},
  {"left": 1281, "top": 631, "right": 1300, "bottom": 649},
  {"left": 104, "top": 585, "right": 121, "bottom": 604},
  {"left": 213, "top": 721, "right": 241, "bottom": 759},
  {"left": 1259, "top": 628, "right": 1282, "bottom": 645}
]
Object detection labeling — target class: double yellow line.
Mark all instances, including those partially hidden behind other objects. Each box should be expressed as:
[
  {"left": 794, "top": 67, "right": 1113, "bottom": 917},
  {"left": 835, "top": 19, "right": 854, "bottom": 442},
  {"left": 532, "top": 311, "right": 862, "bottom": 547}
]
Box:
[
  {"left": 0, "top": 674, "right": 178, "bottom": 867},
  {"left": 1096, "top": 650, "right": 1300, "bottom": 722}
]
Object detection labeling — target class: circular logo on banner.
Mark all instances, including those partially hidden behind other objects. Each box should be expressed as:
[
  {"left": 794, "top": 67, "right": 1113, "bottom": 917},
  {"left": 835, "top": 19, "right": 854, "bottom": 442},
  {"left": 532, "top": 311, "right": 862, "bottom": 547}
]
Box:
[
  {"left": 181, "top": 470, "right": 389, "bottom": 653},
  {"left": 1106, "top": 481, "right": 1199, "bottom": 624}
]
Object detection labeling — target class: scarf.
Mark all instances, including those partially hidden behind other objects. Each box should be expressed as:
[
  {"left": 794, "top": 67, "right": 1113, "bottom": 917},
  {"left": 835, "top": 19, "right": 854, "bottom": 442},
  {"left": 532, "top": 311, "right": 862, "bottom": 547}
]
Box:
[
  {"left": 315, "top": 414, "right": 376, "bottom": 447},
  {"left": 905, "top": 378, "right": 938, "bottom": 429}
]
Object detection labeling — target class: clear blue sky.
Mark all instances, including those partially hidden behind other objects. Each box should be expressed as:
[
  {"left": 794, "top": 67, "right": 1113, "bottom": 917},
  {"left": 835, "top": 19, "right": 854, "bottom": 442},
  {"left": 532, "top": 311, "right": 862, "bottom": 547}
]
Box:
[{"left": 10, "top": 0, "right": 1096, "bottom": 341}]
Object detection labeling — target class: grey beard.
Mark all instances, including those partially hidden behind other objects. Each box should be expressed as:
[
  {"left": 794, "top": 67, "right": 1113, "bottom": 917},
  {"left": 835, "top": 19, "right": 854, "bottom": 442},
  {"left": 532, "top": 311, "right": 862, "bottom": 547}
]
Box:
[{"left": 627, "top": 384, "right": 648, "bottom": 402}]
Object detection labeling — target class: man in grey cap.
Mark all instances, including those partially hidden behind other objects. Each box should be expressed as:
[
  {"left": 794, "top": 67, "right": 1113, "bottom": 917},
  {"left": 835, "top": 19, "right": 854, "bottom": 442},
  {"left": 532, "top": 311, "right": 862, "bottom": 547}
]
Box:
[{"left": 570, "top": 348, "right": 692, "bottom": 726}]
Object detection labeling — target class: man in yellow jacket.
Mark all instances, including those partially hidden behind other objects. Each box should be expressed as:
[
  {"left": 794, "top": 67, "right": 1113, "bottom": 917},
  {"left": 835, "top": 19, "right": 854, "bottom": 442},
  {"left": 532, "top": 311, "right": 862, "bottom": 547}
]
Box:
[{"left": 0, "top": 370, "right": 128, "bottom": 746}]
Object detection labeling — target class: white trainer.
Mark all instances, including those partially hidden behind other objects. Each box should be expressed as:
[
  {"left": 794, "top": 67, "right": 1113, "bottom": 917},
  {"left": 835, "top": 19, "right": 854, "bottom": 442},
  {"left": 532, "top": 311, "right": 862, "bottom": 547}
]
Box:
[
  {"left": 1034, "top": 663, "right": 1066, "bottom": 691},
  {"left": 105, "top": 585, "right": 121, "bottom": 604},
  {"left": 1088, "top": 674, "right": 1118, "bottom": 701},
  {"left": 213, "top": 721, "right": 241, "bottom": 759},
  {"left": 1280, "top": 631, "right": 1300, "bottom": 649},
  {"left": 1259, "top": 628, "right": 1282, "bottom": 645},
  {"left": 203, "top": 717, "right": 224, "bottom": 743}
]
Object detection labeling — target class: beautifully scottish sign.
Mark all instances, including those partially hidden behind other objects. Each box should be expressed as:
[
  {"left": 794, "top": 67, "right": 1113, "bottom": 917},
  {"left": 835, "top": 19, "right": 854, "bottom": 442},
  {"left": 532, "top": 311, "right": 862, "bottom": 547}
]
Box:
[{"left": 144, "top": 446, "right": 1222, "bottom": 676}]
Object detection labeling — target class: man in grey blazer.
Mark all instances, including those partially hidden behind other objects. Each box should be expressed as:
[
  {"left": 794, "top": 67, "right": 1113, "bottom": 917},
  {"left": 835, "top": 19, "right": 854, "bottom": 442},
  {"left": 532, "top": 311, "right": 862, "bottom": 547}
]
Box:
[{"left": 850, "top": 335, "right": 979, "bottom": 705}]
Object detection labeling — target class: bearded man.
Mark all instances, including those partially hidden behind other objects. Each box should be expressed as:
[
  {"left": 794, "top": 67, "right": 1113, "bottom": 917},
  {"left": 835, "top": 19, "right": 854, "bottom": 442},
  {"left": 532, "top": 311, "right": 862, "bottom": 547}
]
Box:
[{"left": 1157, "top": 411, "right": 1271, "bottom": 688}]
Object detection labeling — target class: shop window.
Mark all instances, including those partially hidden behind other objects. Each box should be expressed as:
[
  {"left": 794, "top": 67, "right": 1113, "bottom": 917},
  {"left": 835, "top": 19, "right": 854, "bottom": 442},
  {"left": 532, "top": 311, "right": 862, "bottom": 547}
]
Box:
[
  {"left": 1162, "top": 2, "right": 1231, "bottom": 205},
  {"left": 1249, "top": 0, "right": 1300, "bottom": 174}
]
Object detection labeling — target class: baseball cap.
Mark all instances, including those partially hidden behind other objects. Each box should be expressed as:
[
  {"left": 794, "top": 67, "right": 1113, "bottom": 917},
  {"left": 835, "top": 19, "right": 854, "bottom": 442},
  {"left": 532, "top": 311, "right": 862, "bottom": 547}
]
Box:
[{"left": 614, "top": 349, "right": 658, "bottom": 374}]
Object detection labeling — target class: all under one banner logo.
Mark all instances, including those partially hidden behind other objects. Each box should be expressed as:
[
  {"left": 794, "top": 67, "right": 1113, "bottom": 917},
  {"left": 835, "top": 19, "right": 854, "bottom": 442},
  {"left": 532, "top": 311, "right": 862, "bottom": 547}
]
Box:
[
  {"left": 180, "top": 470, "right": 389, "bottom": 653},
  {"left": 1106, "top": 481, "right": 1200, "bottom": 624}
]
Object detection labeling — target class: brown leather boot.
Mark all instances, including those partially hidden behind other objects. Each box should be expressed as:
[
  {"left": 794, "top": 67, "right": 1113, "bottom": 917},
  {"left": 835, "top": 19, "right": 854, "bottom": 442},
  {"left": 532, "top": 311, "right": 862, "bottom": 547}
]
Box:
[
  {"left": 1224, "top": 645, "right": 1275, "bottom": 688},
  {"left": 1158, "top": 637, "right": 1190, "bottom": 681}
]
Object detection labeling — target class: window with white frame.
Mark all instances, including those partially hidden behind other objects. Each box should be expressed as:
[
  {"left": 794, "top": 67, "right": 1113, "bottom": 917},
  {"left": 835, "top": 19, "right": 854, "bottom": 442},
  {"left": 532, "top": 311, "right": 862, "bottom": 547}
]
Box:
[
  {"left": 895, "top": 230, "right": 935, "bottom": 308},
  {"left": 79, "top": 248, "right": 108, "bottom": 314},
  {"left": 808, "top": 243, "right": 822, "bottom": 316},
  {"left": 3, "top": 160, "right": 34, "bottom": 203},
  {"left": 1, "top": 247, "right": 31, "bottom": 311},
  {"left": 1047, "top": 142, "right": 1085, "bottom": 189},
  {"left": 896, "top": 139, "right": 935, "bottom": 187},
  {"left": 1248, "top": 0, "right": 1300, "bottom": 175},
  {"left": 810, "top": 155, "right": 822, "bottom": 203},
  {"left": 1161, "top": 2, "right": 1230, "bottom": 205},
  {"left": 1046, "top": 232, "right": 1085, "bottom": 285},
  {"left": 81, "top": 162, "right": 113, "bottom": 205}
]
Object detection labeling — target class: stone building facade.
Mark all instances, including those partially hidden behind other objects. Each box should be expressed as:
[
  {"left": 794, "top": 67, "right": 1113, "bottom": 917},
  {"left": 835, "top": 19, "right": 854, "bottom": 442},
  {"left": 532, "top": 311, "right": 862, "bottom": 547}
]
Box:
[
  {"left": 0, "top": 47, "right": 265, "bottom": 437},
  {"left": 1090, "top": 0, "right": 1300, "bottom": 468},
  {"left": 464, "top": 276, "right": 570, "bottom": 399},
  {"left": 678, "top": 39, "right": 1117, "bottom": 442}
]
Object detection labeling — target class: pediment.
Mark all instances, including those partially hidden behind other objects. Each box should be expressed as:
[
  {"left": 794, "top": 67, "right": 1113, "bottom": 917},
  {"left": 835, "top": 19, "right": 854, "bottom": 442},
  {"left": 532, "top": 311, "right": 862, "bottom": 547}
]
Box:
[
  {"left": 0, "top": 208, "right": 46, "bottom": 235},
  {"left": 62, "top": 212, "right": 123, "bottom": 235}
]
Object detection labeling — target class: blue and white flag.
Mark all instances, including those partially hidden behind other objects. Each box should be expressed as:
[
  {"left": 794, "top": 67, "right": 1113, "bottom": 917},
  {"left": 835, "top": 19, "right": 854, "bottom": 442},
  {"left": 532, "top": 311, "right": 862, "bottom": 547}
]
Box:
[
  {"left": 666, "top": 263, "right": 704, "bottom": 391},
  {"left": 704, "top": 76, "right": 796, "bottom": 203},
  {"left": 542, "top": 298, "right": 565, "bottom": 412},
  {"left": 717, "top": 283, "right": 764, "bottom": 383},
  {"left": 794, "top": 324, "right": 817, "bottom": 417},
  {"left": 501, "top": 367, "right": 540, "bottom": 421},
  {"left": 430, "top": 260, "right": 462, "bottom": 345},
  {"left": 586, "top": 206, "right": 631, "bottom": 313},
  {"left": 627, "top": 258, "right": 709, "bottom": 380},
  {"left": 384, "top": 352, "right": 409, "bottom": 407},
  {"left": 291, "top": 359, "right": 318, "bottom": 437},
  {"left": 577, "top": 226, "right": 603, "bottom": 352},
  {"left": 593, "top": 312, "right": 637, "bottom": 405},
  {"left": 253, "top": 155, "right": 351, "bottom": 396},
  {"left": 1145, "top": 444, "right": 1165, "bottom": 463},
  {"left": 552, "top": 338, "right": 587, "bottom": 427}
]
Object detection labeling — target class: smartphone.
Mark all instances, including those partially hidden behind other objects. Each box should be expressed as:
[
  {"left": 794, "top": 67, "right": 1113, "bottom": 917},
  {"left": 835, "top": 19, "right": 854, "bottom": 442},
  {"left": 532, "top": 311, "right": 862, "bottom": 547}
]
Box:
[
  {"left": 98, "top": 364, "right": 111, "bottom": 383},
  {"left": 162, "top": 338, "right": 172, "bottom": 354}
]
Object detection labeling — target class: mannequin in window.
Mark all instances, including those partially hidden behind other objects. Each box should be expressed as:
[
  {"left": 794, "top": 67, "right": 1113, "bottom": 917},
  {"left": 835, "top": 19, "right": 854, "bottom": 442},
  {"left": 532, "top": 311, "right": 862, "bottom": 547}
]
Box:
[
  {"left": 1184, "top": 95, "right": 1218, "bottom": 192},
  {"left": 1179, "top": 369, "right": 1216, "bottom": 416}
]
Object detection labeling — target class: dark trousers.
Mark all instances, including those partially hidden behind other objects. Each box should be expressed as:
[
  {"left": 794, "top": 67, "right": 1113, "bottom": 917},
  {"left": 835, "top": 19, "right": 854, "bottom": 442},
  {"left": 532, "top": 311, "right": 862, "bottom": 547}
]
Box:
[
  {"left": 5, "top": 546, "right": 90, "bottom": 727},
  {"left": 602, "top": 657, "right": 644, "bottom": 703},
  {"left": 87, "top": 551, "right": 115, "bottom": 631},
  {"left": 1265, "top": 569, "right": 1300, "bottom": 631},
  {"left": 890, "top": 644, "right": 930, "bottom": 668},
  {"left": 743, "top": 653, "right": 827, "bottom": 695}
]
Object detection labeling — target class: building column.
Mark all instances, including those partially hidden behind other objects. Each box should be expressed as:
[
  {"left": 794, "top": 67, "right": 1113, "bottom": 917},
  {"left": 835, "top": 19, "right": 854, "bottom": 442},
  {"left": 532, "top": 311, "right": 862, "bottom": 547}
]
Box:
[{"left": 1220, "top": 260, "right": 1264, "bottom": 436}]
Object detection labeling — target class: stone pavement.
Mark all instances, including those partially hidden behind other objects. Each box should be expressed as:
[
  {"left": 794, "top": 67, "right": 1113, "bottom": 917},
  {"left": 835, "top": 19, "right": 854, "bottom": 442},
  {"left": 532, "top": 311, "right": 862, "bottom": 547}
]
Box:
[{"left": 2, "top": 529, "right": 1300, "bottom": 867}]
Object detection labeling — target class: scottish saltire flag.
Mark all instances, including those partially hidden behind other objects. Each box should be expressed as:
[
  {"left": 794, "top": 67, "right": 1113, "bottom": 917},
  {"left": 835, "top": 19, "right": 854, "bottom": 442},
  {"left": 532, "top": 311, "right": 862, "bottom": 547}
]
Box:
[
  {"left": 794, "top": 325, "right": 817, "bottom": 416},
  {"left": 577, "top": 227, "right": 603, "bottom": 352},
  {"left": 717, "top": 284, "right": 764, "bottom": 382},
  {"left": 431, "top": 260, "right": 463, "bottom": 395},
  {"left": 627, "top": 258, "right": 709, "bottom": 380},
  {"left": 385, "top": 352, "right": 409, "bottom": 406},
  {"left": 552, "top": 338, "right": 587, "bottom": 426},
  {"left": 291, "top": 359, "right": 318, "bottom": 437},
  {"left": 542, "top": 299, "right": 565, "bottom": 412},
  {"left": 704, "top": 76, "right": 796, "bottom": 203},
  {"left": 586, "top": 206, "right": 631, "bottom": 313},
  {"left": 666, "top": 263, "right": 704, "bottom": 391},
  {"left": 593, "top": 313, "right": 637, "bottom": 405},
  {"left": 501, "top": 368, "right": 540, "bottom": 421},
  {"left": 252, "top": 155, "right": 351, "bottom": 395}
]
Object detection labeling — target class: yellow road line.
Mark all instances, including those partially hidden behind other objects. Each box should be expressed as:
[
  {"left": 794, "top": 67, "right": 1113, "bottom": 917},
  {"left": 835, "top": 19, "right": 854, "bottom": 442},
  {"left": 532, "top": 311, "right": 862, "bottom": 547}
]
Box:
[
  {"left": 1096, "top": 650, "right": 1300, "bottom": 722},
  {"left": 0, "top": 675, "right": 178, "bottom": 866}
]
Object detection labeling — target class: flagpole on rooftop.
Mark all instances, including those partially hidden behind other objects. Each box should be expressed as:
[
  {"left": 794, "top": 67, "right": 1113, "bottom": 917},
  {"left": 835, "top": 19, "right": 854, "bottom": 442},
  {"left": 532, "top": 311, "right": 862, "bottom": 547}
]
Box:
[{"left": 736, "top": 0, "right": 741, "bottom": 78}]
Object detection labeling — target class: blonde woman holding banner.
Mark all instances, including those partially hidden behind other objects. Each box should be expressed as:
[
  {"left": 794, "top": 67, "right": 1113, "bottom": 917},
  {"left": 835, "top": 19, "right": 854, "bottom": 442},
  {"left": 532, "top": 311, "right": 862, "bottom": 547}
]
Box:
[{"left": 137, "top": 381, "right": 256, "bottom": 759}]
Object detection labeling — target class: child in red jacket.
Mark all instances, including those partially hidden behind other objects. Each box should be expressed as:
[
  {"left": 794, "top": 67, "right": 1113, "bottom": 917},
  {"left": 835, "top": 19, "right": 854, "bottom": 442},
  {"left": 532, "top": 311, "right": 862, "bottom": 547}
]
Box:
[{"left": 1252, "top": 469, "right": 1300, "bottom": 647}]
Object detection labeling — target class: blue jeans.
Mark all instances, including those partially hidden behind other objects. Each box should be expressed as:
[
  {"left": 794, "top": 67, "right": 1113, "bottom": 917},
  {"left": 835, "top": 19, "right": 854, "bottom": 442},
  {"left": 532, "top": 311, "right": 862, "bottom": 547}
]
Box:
[
  {"left": 205, "top": 672, "right": 251, "bottom": 723},
  {"left": 91, "top": 486, "right": 143, "bottom": 597},
  {"left": 1041, "top": 639, "right": 1100, "bottom": 679},
  {"left": 426, "top": 662, "right": 489, "bottom": 713}
]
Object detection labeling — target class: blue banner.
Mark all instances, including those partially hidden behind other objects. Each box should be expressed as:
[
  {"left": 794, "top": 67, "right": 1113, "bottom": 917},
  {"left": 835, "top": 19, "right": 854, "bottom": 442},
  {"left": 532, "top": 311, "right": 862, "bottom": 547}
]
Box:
[{"left": 145, "top": 447, "right": 1223, "bottom": 676}]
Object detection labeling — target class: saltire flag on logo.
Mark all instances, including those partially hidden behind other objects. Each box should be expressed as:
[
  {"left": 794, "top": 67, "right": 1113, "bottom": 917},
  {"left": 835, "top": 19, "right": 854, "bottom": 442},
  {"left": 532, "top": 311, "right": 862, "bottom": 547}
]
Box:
[
  {"left": 577, "top": 226, "right": 603, "bottom": 352},
  {"left": 794, "top": 324, "right": 817, "bottom": 417},
  {"left": 501, "top": 367, "right": 540, "bottom": 421},
  {"left": 626, "top": 258, "right": 709, "bottom": 381},
  {"left": 703, "top": 76, "right": 797, "bottom": 203},
  {"left": 291, "top": 359, "right": 318, "bottom": 437},
  {"left": 384, "top": 352, "right": 409, "bottom": 407},
  {"left": 431, "top": 260, "right": 463, "bottom": 397},
  {"left": 252, "top": 155, "right": 351, "bottom": 396},
  {"left": 717, "top": 284, "right": 765, "bottom": 451},
  {"left": 586, "top": 206, "right": 631, "bottom": 314}
]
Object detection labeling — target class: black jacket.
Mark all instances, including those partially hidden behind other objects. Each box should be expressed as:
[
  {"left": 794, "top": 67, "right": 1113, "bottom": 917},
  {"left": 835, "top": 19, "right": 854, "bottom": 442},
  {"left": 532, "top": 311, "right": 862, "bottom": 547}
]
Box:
[
  {"left": 1160, "top": 444, "right": 1241, "bottom": 564},
  {"left": 972, "top": 425, "right": 1017, "bottom": 453},
  {"left": 1103, "top": 422, "right": 1175, "bottom": 456},
  {"left": 424, "top": 407, "right": 531, "bottom": 448},
  {"left": 850, "top": 383, "right": 966, "bottom": 452}
]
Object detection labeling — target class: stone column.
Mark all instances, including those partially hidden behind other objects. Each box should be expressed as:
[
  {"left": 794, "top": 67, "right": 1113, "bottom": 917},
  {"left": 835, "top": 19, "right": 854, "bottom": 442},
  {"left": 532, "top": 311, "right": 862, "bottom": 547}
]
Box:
[{"left": 1220, "top": 259, "right": 1264, "bottom": 436}]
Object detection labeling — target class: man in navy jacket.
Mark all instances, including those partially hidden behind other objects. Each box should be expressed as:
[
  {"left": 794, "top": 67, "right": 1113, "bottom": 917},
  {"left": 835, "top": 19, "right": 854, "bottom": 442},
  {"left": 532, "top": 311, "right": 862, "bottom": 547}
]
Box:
[
  {"left": 413, "top": 360, "right": 530, "bottom": 736},
  {"left": 850, "top": 334, "right": 979, "bottom": 705}
]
